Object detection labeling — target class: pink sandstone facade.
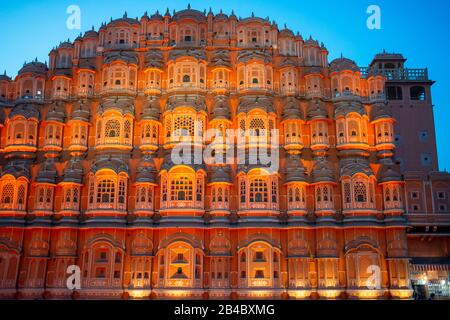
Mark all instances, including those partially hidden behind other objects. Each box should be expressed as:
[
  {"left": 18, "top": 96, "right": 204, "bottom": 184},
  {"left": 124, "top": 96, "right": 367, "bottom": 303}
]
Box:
[{"left": 0, "top": 6, "right": 449, "bottom": 300}]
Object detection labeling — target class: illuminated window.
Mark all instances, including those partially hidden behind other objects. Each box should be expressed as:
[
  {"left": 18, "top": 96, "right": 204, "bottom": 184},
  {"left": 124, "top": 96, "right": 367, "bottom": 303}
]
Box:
[
  {"left": 170, "top": 176, "right": 193, "bottom": 201},
  {"left": 97, "top": 179, "right": 115, "bottom": 204},
  {"left": 249, "top": 178, "right": 268, "bottom": 203}
]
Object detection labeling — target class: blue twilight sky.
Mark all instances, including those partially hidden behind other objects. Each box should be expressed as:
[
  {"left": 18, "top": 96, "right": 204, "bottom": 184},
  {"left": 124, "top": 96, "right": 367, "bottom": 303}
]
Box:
[{"left": 0, "top": 0, "right": 449, "bottom": 170}]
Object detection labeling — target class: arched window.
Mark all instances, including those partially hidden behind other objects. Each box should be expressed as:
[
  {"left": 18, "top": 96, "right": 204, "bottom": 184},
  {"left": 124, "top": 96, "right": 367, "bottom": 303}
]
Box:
[
  {"left": 88, "top": 172, "right": 128, "bottom": 211},
  {"left": 135, "top": 185, "right": 154, "bottom": 211},
  {"left": 354, "top": 181, "right": 367, "bottom": 203},
  {"left": 0, "top": 178, "right": 28, "bottom": 211},
  {"left": 410, "top": 86, "right": 426, "bottom": 101},
  {"left": 97, "top": 179, "right": 115, "bottom": 204},
  {"left": 250, "top": 179, "right": 268, "bottom": 203},
  {"left": 172, "top": 177, "right": 192, "bottom": 201},
  {"left": 105, "top": 119, "right": 120, "bottom": 138},
  {"left": 1, "top": 183, "right": 14, "bottom": 204},
  {"left": 387, "top": 86, "right": 402, "bottom": 100}
]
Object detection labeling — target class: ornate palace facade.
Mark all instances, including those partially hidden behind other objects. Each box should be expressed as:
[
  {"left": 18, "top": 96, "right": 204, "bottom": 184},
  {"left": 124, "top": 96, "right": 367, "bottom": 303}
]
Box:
[{"left": 0, "top": 6, "right": 449, "bottom": 300}]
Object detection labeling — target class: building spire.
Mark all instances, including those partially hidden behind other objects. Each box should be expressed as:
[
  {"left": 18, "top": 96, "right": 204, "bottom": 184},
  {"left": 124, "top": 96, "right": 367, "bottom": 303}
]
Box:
[{"left": 187, "top": 3, "right": 191, "bottom": 9}]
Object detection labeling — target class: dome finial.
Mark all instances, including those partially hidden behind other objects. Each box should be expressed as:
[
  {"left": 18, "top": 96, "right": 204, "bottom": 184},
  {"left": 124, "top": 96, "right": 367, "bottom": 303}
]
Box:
[
  {"left": 92, "top": 25, "right": 94, "bottom": 30},
  {"left": 251, "top": 12, "right": 255, "bottom": 17},
  {"left": 123, "top": 11, "right": 128, "bottom": 18},
  {"left": 187, "top": 3, "right": 191, "bottom": 9},
  {"left": 284, "top": 23, "right": 287, "bottom": 29}
]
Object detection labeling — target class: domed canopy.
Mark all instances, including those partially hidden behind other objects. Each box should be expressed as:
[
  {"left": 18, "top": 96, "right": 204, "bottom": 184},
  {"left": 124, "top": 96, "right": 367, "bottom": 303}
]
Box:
[
  {"left": 70, "top": 100, "right": 91, "bottom": 122},
  {"left": 237, "top": 50, "right": 271, "bottom": 64},
  {"left": 149, "top": 10, "right": 163, "bottom": 20},
  {"left": 334, "top": 101, "right": 366, "bottom": 117},
  {"left": 211, "top": 96, "right": 231, "bottom": 121},
  {"left": 238, "top": 96, "right": 274, "bottom": 114},
  {"left": 104, "top": 51, "right": 138, "bottom": 65},
  {"left": 304, "top": 36, "right": 319, "bottom": 47},
  {"left": 1, "top": 160, "right": 30, "bottom": 179},
  {"left": 136, "top": 155, "right": 157, "bottom": 184},
  {"left": 18, "top": 60, "right": 47, "bottom": 75},
  {"left": 214, "top": 10, "right": 228, "bottom": 20},
  {"left": 106, "top": 12, "right": 140, "bottom": 27},
  {"left": 165, "top": 94, "right": 206, "bottom": 112},
  {"left": 330, "top": 56, "right": 359, "bottom": 73},
  {"left": 0, "top": 71, "right": 11, "bottom": 81},
  {"left": 371, "top": 102, "right": 393, "bottom": 122},
  {"left": 312, "top": 158, "right": 336, "bottom": 183},
  {"left": 172, "top": 6, "right": 207, "bottom": 21},
  {"left": 9, "top": 104, "right": 39, "bottom": 120},
  {"left": 144, "top": 50, "right": 164, "bottom": 69},
  {"left": 210, "top": 50, "right": 232, "bottom": 68},
  {"left": 98, "top": 97, "right": 134, "bottom": 116},
  {"left": 307, "top": 99, "right": 328, "bottom": 120},
  {"left": 53, "top": 68, "right": 72, "bottom": 77},
  {"left": 208, "top": 166, "right": 232, "bottom": 184},
  {"left": 62, "top": 157, "right": 84, "bottom": 184},
  {"left": 279, "top": 27, "right": 294, "bottom": 38},
  {"left": 340, "top": 159, "right": 374, "bottom": 179},
  {"left": 141, "top": 97, "right": 161, "bottom": 121},
  {"left": 92, "top": 156, "right": 129, "bottom": 175},
  {"left": 377, "top": 164, "right": 402, "bottom": 183},
  {"left": 168, "top": 49, "right": 207, "bottom": 62},
  {"left": 46, "top": 102, "right": 66, "bottom": 123},
  {"left": 160, "top": 150, "right": 206, "bottom": 173},
  {"left": 58, "top": 40, "right": 74, "bottom": 49},
  {"left": 36, "top": 159, "right": 58, "bottom": 184},
  {"left": 83, "top": 27, "right": 98, "bottom": 39},
  {"left": 282, "top": 97, "right": 303, "bottom": 121},
  {"left": 77, "top": 60, "right": 96, "bottom": 71},
  {"left": 285, "top": 154, "right": 308, "bottom": 183}
]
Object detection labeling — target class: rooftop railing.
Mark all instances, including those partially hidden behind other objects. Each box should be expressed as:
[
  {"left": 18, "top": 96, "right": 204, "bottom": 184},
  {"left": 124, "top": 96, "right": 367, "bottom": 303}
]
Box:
[{"left": 360, "top": 67, "right": 429, "bottom": 81}]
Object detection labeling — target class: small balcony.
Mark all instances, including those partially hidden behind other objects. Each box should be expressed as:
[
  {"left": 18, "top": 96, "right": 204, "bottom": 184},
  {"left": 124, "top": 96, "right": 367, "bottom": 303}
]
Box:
[
  {"left": 306, "top": 88, "right": 323, "bottom": 99},
  {"left": 332, "top": 90, "right": 362, "bottom": 102}
]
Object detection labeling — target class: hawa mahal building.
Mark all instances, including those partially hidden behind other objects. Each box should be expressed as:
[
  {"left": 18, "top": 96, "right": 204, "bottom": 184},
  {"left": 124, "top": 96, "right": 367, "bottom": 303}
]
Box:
[{"left": 0, "top": 6, "right": 449, "bottom": 300}]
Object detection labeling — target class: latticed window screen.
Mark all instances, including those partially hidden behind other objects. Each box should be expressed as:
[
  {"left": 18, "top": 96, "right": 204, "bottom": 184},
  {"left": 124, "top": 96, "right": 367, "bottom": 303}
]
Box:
[
  {"left": 196, "top": 178, "right": 203, "bottom": 202},
  {"left": 165, "top": 117, "right": 172, "bottom": 137},
  {"left": 250, "top": 178, "right": 268, "bottom": 203},
  {"left": 385, "top": 187, "right": 391, "bottom": 202},
  {"left": 46, "top": 125, "right": 54, "bottom": 139},
  {"left": 97, "top": 179, "right": 116, "bottom": 203},
  {"left": 240, "top": 180, "right": 246, "bottom": 203},
  {"left": 17, "top": 185, "right": 25, "bottom": 205},
  {"left": 143, "top": 124, "right": 151, "bottom": 138},
  {"left": 105, "top": 120, "right": 120, "bottom": 138},
  {"left": 170, "top": 176, "right": 193, "bottom": 201},
  {"left": 271, "top": 180, "right": 277, "bottom": 203},
  {"left": 174, "top": 115, "right": 194, "bottom": 137},
  {"left": 118, "top": 180, "right": 126, "bottom": 204},
  {"left": 14, "top": 123, "right": 25, "bottom": 139},
  {"left": 137, "top": 186, "right": 148, "bottom": 203},
  {"left": 1, "top": 183, "right": 14, "bottom": 204},
  {"left": 250, "top": 118, "right": 265, "bottom": 136},
  {"left": 344, "top": 183, "right": 351, "bottom": 203},
  {"left": 239, "top": 119, "right": 246, "bottom": 137},
  {"left": 89, "top": 181, "right": 94, "bottom": 204},
  {"left": 96, "top": 120, "right": 102, "bottom": 138},
  {"left": 38, "top": 188, "right": 45, "bottom": 204},
  {"left": 323, "top": 186, "right": 329, "bottom": 201},
  {"left": 354, "top": 181, "right": 367, "bottom": 203},
  {"left": 124, "top": 120, "right": 131, "bottom": 139},
  {"left": 28, "top": 123, "right": 37, "bottom": 140},
  {"left": 45, "top": 188, "right": 52, "bottom": 204}
]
